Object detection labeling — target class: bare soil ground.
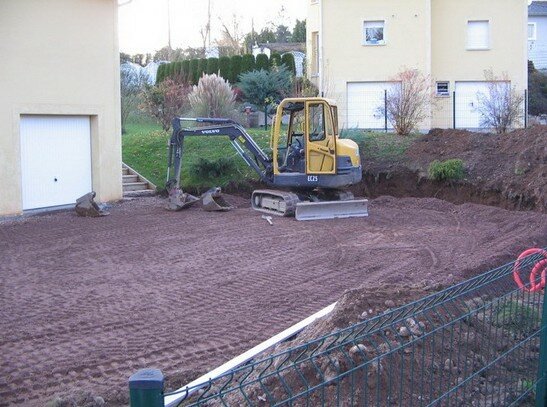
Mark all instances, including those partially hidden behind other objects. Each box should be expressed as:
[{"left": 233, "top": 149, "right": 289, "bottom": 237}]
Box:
[
  {"left": 360, "top": 126, "right": 547, "bottom": 212},
  {"left": 0, "top": 195, "right": 545, "bottom": 406}
]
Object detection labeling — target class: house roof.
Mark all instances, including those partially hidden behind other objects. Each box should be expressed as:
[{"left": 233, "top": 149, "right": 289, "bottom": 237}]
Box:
[
  {"left": 255, "top": 42, "right": 306, "bottom": 53},
  {"left": 529, "top": 1, "right": 547, "bottom": 16}
]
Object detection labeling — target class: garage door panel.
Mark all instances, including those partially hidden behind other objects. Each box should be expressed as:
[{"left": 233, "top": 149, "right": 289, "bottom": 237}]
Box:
[
  {"left": 347, "top": 82, "right": 399, "bottom": 129},
  {"left": 455, "top": 81, "right": 491, "bottom": 129},
  {"left": 20, "top": 115, "right": 92, "bottom": 210}
]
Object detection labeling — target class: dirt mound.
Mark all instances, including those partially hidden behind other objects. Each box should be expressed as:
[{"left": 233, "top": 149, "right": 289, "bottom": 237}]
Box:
[{"left": 403, "top": 126, "right": 547, "bottom": 212}]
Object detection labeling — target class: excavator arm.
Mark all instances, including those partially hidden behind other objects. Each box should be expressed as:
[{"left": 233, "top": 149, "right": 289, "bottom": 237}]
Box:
[{"left": 166, "top": 117, "right": 274, "bottom": 210}]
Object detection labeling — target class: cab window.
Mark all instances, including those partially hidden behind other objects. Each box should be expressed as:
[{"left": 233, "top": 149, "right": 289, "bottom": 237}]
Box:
[{"left": 308, "top": 103, "right": 325, "bottom": 141}]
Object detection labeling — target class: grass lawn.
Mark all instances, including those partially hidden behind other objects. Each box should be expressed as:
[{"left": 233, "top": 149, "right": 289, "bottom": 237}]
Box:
[{"left": 122, "top": 116, "right": 418, "bottom": 191}]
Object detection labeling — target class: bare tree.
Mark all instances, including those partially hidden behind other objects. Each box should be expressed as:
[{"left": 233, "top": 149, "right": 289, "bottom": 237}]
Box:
[
  {"left": 216, "top": 15, "right": 244, "bottom": 56},
  {"left": 382, "top": 69, "right": 431, "bottom": 135},
  {"left": 120, "top": 65, "right": 149, "bottom": 133},
  {"left": 140, "top": 78, "right": 192, "bottom": 132},
  {"left": 476, "top": 70, "right": 525, "bottom": 133}
]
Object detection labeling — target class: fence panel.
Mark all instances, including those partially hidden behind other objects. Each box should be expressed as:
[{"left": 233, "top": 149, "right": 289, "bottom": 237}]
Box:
[{"left": 133, "top": 251, "right": 546, "bottom": 407}]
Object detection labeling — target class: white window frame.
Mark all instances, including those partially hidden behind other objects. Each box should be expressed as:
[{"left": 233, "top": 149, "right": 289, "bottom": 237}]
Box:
[
  {"left": 363, "top": 20, "right": 386, "bottom": 46},
  {"left": 435, "top": 81, "right": 450, "bottom": 97},
  {"left": 528, "top": 22, "right": 537, "bottom": 41},
  {"left": 466, "top": 20, "right": 490, "bottom": 50}
]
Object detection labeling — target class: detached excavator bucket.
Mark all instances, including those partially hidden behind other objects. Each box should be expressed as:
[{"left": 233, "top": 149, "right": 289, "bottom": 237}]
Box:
[
  {"left": 75, "top": 192, "right": 109, "bottom": 217},
  {"left": 166, "top": 188, "right": 200, "bottom": 211},
  {"left": 295, "top": 199, "right": 369, "bottom": 221},
  {"left": 201, "top": 187, "right": 233, "bottom": 212}
]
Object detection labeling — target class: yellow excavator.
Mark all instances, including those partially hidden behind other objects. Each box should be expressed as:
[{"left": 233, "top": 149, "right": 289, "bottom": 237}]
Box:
[{"left": 166, "top": 97, "right": 368, "bottom": 220}]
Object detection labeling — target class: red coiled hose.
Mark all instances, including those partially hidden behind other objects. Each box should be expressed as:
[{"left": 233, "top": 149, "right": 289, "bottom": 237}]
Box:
[{"left": 513, "top": 248, "right": 547, "bottom": 292}]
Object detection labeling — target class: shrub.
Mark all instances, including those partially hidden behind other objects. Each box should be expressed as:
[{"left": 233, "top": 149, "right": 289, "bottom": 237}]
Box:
[
  {"left": 155, "top": 64, "right": 166, "bottom": 84},
  {"left": 292, "top": 77, "right": 319, "bottom": 97},
  {"left": 270, "top": 52, "right": 282, "bottom": 68},
  {"left": 428, "top": 159, "right": 465, "bottom": 181},
  {"left": 174, "top": 61, "right": 183, "bottom": 78},
  {"left": 230, "top": 55, "right": 242, "bottom": 83},
  {"left": 529, "top": 70, "right": 547, "bottom": 115},
  {"left": 192, "top": 157, "right": 235, "bottom": 180},
  {"left": 188, "top": 73, "right": 237, "bottom": 118},
  {"left": 181, "top": 60, "right": 190, "bottom": 82},
  {"left": 218, "top": 56, "right": 231, "bottom": 82},
  {"left": 190, "top": 59, "right": 200, "bottom": 85},
  {"left": 140, "top": 78, "right": 192, "bottom": 131},
  {"left": 241, "top": 54, "right": 256, "bottom": 75},
  {"left": 255, "top": 53, "right": 270, "bottom": 71},
  {"left": 281, "top": 53, "right": 296, "bottom": 76},
  {"left": 197, "top": 58, "right": 208, "bottom": 79},
  {"left": 383, "top": 69, "right": 430, "bottom": 136},
  {"left": 206, "top": 57, "right": 219, "bottom": 75}
]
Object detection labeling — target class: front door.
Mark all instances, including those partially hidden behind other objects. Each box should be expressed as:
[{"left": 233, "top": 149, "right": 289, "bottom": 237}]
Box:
[{"left": 305, "top": 101, "right": 336, "bottom": 174}]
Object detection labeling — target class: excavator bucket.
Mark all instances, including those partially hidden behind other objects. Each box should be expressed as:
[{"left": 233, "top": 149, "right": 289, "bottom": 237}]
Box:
[
  {"left": 75, "top": 192, "right": 109, "bottom": 217},
  {"left": 201, "top": 187, "right": 233, "bottom": 212},
  {"left": 295, "top": 199, "right": 369, "bottom": 221},
  {"left": 166, "top": 188, "right": 200, "bottom": 211}
]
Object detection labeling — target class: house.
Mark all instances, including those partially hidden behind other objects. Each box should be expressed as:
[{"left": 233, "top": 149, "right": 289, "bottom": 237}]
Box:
[
  {"left": 252, "top": 43, "right": 306, "bottom": 77},
  {"left": 0, "top": 0, "right": 122, "bottom": 216},
  {"left": 307, "top": 0, "right": 528, "bottom": 130},
  {"left": 529, "top": 1, "right": 547, "bottom": 70}
]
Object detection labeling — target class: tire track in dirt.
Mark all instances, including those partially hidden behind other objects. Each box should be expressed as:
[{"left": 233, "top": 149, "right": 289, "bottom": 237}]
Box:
[{"left": 0, "top": 196, "right": 545, "bottom": 405}]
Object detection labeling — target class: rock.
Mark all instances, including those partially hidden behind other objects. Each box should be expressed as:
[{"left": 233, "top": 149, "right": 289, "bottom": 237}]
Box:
[
  {"left": 349, "top": 343, "right": 368, "bottom": 355},
  {"left": 359, "top": 310, "right": 369, "bottom": 320},
  {"left": 385, "top": 299, "right": 396, "bottom": 308},
  {"left": 398, "top": 326, "right": 411, "bottom": 338}
]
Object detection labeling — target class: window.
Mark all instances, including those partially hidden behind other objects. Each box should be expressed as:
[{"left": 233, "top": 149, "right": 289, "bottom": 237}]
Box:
[
  {"left": 308, "top": 104, "right": 325, "bottom": 141},
  {"left": 467, "top": 20, "right": 489, "bottom": 50},
  {"left": 311, "top": 32, "right": 319, "bottom": 76},
  {"left": 363, "top": 20, "right": 385, "bottom": 45},
  {"left": 528, "top": 23, "right": 537, "bottom": 41},
  {"left": 436, "top": 82, "right": 450, "bottom": 97}
]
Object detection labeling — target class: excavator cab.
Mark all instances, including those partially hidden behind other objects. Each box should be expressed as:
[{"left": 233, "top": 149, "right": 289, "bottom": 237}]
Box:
[{"left": 271, "top": 98, "right": 361, "bottom": 189}]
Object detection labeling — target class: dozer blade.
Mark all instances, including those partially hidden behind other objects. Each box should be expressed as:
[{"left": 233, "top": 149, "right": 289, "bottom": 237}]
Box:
[
  {"left": 295, "top": 199, "right": 369, "bottom": 221},
  {"left": 201, "top": 187, "right": 233, "bottom": 212},
  {"left": 75, "top": 192, "right": 109, "bottom": 217},
  {"left": 166, "top": 188, "right": 200, "bottom": 211}
]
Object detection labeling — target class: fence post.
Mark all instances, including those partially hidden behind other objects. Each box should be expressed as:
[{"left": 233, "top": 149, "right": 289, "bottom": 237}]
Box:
[
  {"left": 536, "top": 288, "right": 547, "bottom": 407},
  {"left": 525, "top": 89, "right": 528, "bottom": 128},
  {"left": 452, "top": 91, "right": 456, "bottom": 129},
  {"left": 129, "top": 369, "right": 165, "bottom": 407},
  {"left": 384, "top": 89, "right": 388, "bottom": 132}
]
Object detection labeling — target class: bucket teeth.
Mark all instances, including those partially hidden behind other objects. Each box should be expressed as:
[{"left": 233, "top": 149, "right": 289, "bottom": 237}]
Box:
[
  {"left": 166, "top": 188, "right": 200, "bottom": 211},
  {"left": 75, "top": 192, "right": 110, "bottom": 217},
  {"left": 201, "top": 187, "right": 234, "bottom": 212}
]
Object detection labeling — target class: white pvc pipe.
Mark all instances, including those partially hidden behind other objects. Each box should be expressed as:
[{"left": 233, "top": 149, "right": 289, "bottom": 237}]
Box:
[{"left": 164, "top": 302, "right": 337, "bottom": 407}]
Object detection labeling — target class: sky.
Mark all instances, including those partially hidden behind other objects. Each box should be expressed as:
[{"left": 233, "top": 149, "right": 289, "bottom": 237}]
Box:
[{"left": 118, "top": 0, "right": 307, "bottom": 54}]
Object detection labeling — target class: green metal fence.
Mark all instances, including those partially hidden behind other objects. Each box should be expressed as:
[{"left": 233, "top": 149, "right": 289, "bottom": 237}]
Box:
[{"left": 131, "top": 250, "right": 547, "bottom": 406}]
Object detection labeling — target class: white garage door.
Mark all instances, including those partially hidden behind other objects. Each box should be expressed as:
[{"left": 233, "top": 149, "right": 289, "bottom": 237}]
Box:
[
  {"left": 454, "top": 81, "right": 492, "bottom": 129},
  {"left": 347, "top": 82, "right": 399, "bottom": 129},
  {"left": 20, "top": 115, "right": 92, "bottom": 210}
]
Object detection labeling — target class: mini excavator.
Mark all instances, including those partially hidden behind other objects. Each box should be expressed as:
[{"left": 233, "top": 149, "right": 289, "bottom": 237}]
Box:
[{"left": 166, "top": 97, "right": 368, "bottom": 220}]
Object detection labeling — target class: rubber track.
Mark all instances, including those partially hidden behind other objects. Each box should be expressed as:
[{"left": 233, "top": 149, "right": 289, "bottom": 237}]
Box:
[{"left": 251, "top": 189, "right": 301, "bottom": 217}]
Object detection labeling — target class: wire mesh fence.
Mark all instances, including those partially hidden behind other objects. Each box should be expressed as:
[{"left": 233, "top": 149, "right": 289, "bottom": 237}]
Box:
[
  {"left": 152, "top": 250, "right": 546, "bottom": 407},
  {"left": 343, "top": 89, "right": 528, "bottom": 132}
]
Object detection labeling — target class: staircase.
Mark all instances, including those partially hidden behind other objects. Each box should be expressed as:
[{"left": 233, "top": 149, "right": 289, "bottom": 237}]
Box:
[{"left": 122, "top": 163, "right": 156, "bottom": 197}]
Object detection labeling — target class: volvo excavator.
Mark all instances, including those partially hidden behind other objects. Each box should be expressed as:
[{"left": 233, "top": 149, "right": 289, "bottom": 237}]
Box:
[{"left": 166, "top": 97, "right": 368, "bottom": 220}]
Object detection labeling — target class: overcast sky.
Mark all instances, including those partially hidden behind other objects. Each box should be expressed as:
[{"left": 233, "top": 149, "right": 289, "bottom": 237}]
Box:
[{"left": 118, "top": 0, "right": 307, "bottom": 54}]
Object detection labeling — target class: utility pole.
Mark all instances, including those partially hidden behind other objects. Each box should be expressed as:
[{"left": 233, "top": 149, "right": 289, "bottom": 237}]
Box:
[{"left": 167, "top": 0, "right": 172, "bottom": 59}]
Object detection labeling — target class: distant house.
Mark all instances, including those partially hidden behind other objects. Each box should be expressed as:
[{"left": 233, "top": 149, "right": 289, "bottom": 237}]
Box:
[
  {"left": 252, "top": 42, "right": 306, "bottom": 77},
  {"left": 0, "top": 0, "right": 122, "bottom": 216},
  {"left": 307, "top": 0, "right": 528, "bottom": 130},
  {"left": 529, "top": 1, "right": 547, "bottom": 70}
]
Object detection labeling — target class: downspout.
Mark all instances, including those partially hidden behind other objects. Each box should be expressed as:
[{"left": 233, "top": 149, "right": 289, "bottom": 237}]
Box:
[{"left": 319, "top": 0, "right": 324, "bottom": 96}]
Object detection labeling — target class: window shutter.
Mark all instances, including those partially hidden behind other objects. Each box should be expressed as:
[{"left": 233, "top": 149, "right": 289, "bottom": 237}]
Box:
[{"left": 467, "top": 21, "right": 489, "bottom": 49}]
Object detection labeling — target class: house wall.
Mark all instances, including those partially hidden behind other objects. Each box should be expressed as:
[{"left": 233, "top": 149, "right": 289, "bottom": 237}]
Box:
[
  {"left": 307, "top": 0, "right": 528, "bottom": 130},
  {"left": 0, "top": 0, "right": 122, "bottom": 216},
  {"left": 529, "top": 16, "right": 547, "bottom": 69}
]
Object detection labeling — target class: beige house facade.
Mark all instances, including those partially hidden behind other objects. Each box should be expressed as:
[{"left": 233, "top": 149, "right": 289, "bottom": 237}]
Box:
[
  {"left": 307, "top": 0, "right": 529, "bottom": 130},
  {"left": 0, "top": 0, "right": 122, "bottom": 216}
]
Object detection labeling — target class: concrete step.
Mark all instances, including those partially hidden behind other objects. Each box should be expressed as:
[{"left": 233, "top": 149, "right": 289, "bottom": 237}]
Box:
[
  {"left": 124, "top": 189, "right": 156, "bottom": 197},
  {"left": 123, "top": 174, "right": 139, "bottom": 183},
  {"left": 122, "top": 167, "right": 129, "bottom": 175},
  {"left": 123, "top": 181, "right": 149, "bottom": 192}
]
